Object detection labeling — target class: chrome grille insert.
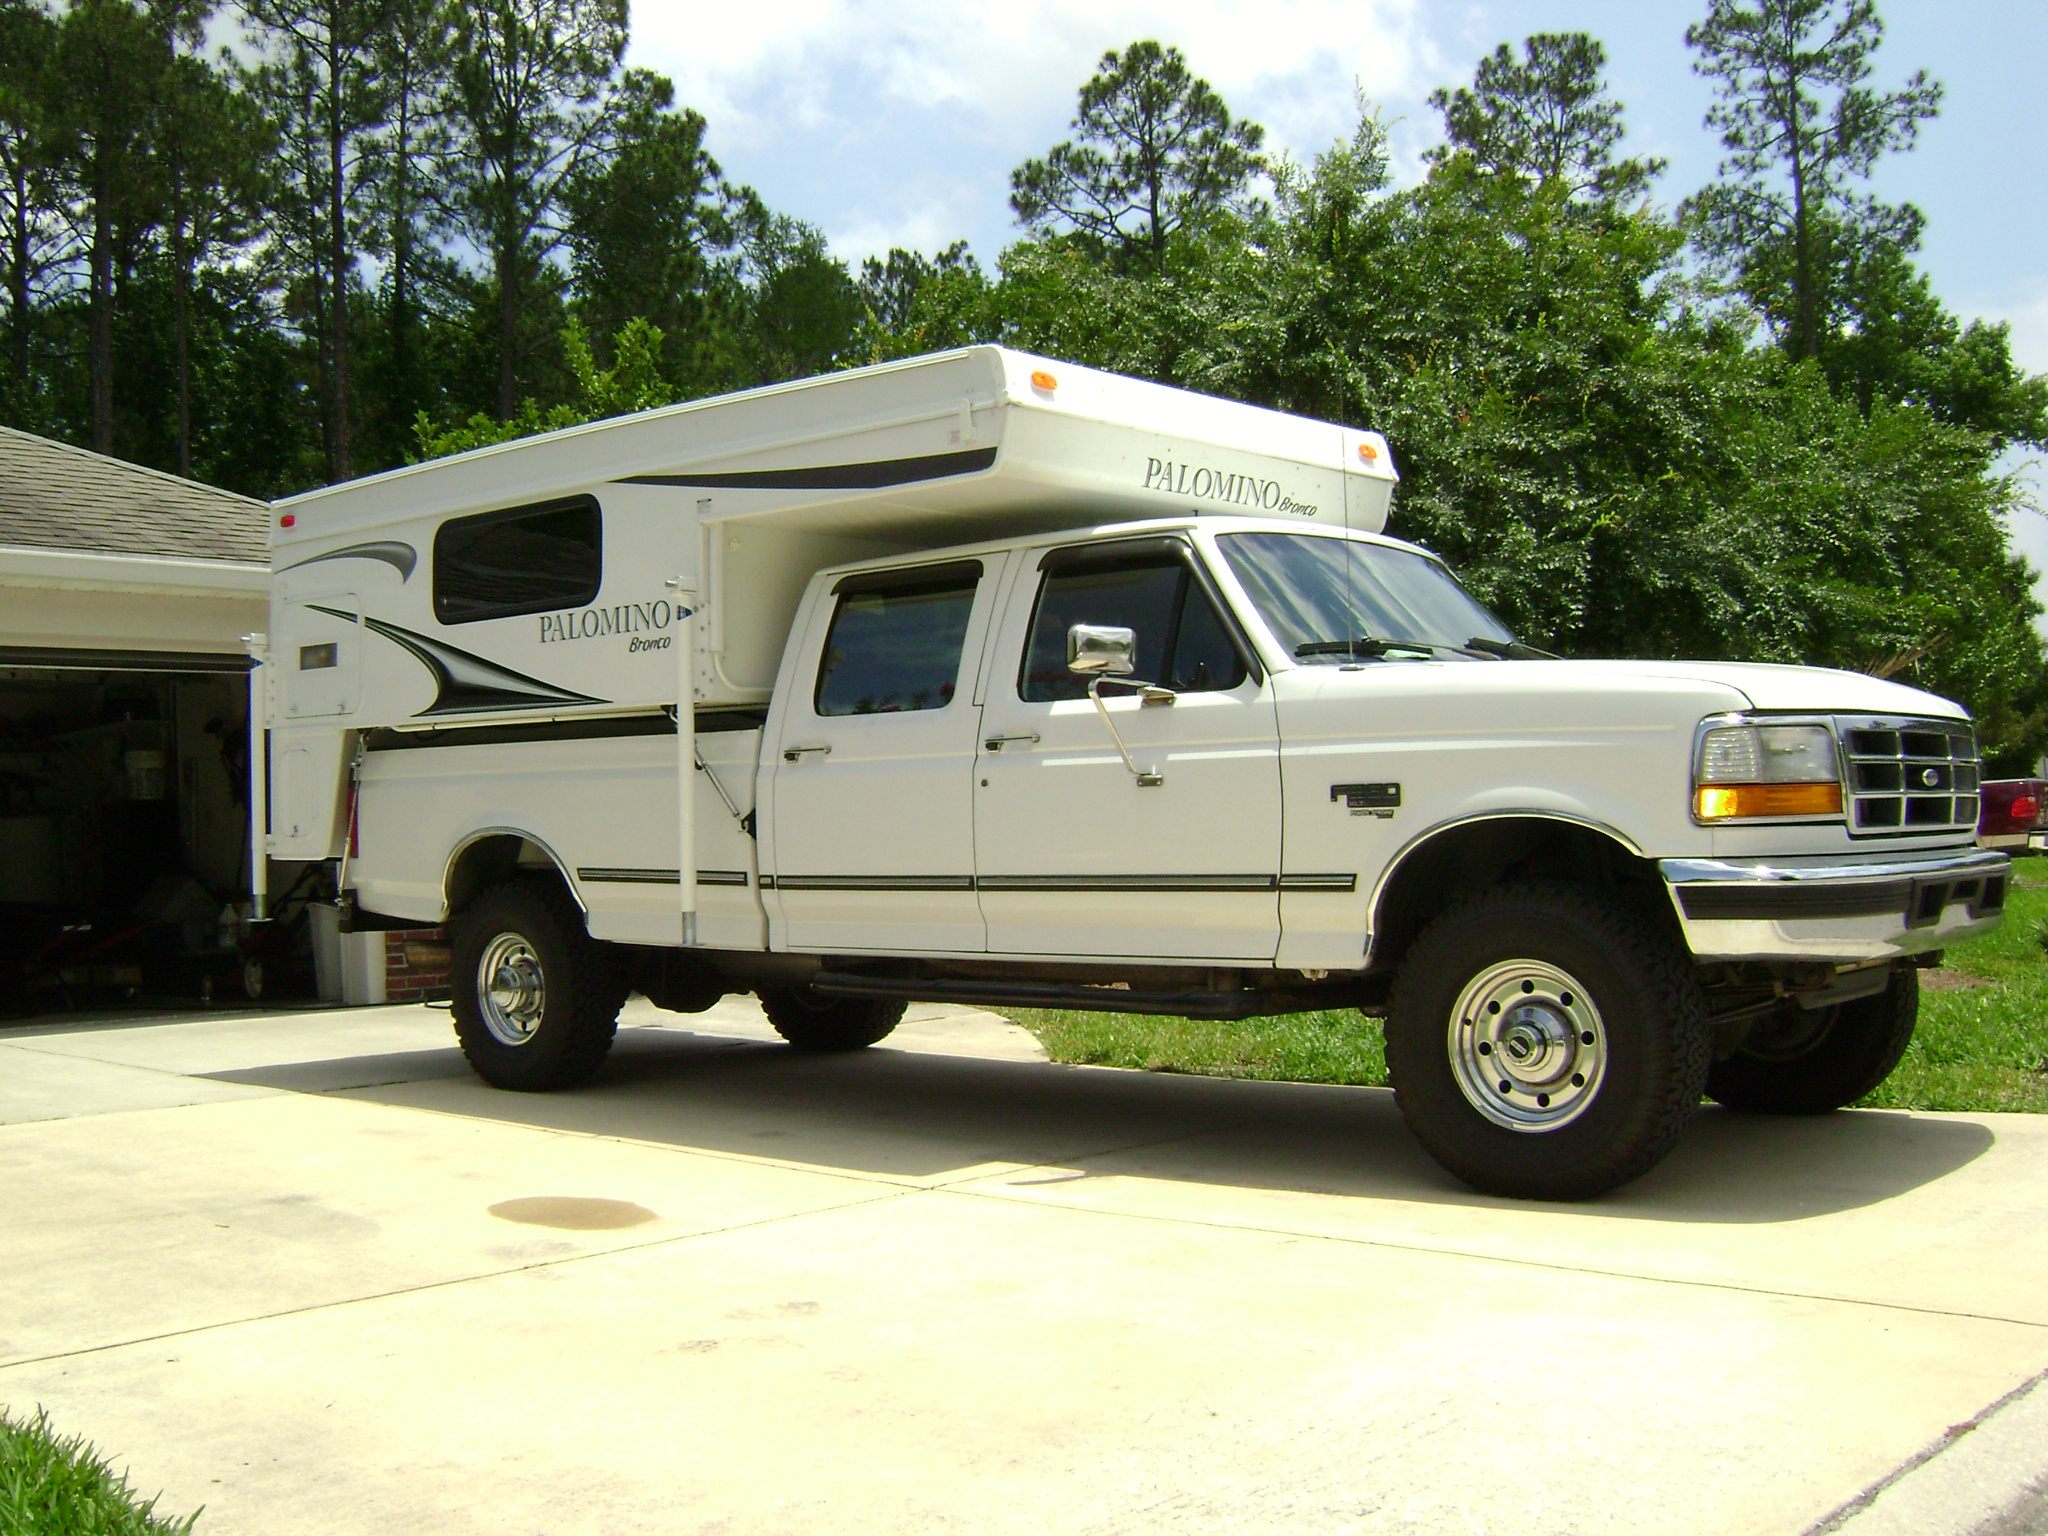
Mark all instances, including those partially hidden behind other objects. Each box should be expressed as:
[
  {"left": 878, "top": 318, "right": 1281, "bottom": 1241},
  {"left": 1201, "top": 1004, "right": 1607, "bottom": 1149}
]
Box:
[{"left": 1840, "top": 716, "right": 1979, "bottom": 836}]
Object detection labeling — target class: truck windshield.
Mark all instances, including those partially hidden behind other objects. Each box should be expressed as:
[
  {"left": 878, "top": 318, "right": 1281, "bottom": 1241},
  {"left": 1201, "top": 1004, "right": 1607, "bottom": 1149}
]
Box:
[{"left": 1215, "top": 531, "right": 1515, "bottom": 665}]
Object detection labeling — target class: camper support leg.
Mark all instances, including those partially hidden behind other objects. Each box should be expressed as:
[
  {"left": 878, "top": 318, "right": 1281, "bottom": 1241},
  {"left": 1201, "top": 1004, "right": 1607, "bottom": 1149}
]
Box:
[
  {"left": 669, "top": 578, "right": 699, "bottom": 947},
  {"left": 243, "top": 631, "right": 269, "bottom": 921}
]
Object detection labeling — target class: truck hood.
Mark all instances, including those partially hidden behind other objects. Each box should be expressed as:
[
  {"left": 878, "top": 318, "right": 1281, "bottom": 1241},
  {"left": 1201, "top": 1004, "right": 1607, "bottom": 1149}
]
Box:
[{"left": 1526, "top": 659, "right": 1966, "bottom": 719}]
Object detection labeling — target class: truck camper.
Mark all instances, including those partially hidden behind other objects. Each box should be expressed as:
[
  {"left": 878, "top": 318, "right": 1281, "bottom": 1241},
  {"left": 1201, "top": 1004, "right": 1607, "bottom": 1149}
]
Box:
[{"left": 261, "top": 345, "right": 2007, "bottom": 1199}]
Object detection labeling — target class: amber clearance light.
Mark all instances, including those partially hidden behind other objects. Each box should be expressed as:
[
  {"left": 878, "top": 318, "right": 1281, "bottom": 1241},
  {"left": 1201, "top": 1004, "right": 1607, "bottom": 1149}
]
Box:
[
  {"left": 1694, "top": 782, "right": 1843, "bottom": 820},
  {"left": 1029, "top": 369, "right": 1058, "bottom": 392}
]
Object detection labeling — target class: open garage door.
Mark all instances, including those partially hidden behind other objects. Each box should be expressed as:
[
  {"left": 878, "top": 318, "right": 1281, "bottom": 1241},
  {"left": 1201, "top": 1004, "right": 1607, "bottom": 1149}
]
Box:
[{"left": 0, "top": 646, "right": 315, "bottom": 1016}]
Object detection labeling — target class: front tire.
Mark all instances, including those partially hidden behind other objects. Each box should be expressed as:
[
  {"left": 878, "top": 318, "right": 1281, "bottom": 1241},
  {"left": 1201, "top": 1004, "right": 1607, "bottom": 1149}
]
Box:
[
  {"left": 757, "top": 987, "right": 905, "bottom": 1052},
  {"left": 1707, "top": 969, "right": 1918, "bottom": 1114},
  {"left": 1385, "top": 883, "right": 1712, "bottom": 1201},
  {"left": 451, "top": 879, "right": 626, "bottom": 1091}
]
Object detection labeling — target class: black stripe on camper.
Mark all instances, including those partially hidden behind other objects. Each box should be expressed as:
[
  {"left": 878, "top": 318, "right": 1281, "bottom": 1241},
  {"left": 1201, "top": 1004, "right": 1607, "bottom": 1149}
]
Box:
[{"left": 618, "top": 446, "right": 997, "bottom": 492}]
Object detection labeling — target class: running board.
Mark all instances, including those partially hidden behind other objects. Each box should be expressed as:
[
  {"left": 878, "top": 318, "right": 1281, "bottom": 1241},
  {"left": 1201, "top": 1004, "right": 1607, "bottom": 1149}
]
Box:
[{"left": 809, "top": 971, "right": 1373, "bottom": 1020}]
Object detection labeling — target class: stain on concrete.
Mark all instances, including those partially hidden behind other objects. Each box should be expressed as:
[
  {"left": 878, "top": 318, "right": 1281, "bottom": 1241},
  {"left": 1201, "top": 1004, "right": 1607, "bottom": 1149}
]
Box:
[{"left": 486, "top": 1196, "right": 657, "bottom": 1230}]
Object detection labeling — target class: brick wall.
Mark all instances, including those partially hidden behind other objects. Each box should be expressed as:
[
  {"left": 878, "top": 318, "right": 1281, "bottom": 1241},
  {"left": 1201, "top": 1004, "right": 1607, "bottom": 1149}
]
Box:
[{"left": 383, "top": 928, "right": 450, "bottom": 1002}]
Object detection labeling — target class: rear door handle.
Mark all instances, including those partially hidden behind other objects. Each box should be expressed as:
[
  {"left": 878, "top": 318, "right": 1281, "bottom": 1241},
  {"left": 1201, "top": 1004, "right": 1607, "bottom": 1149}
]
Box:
[
  {"left": 983, "top": 732, "right": 1040, "bottom": 752},
  {"left": 782, "top": 744, "right": 832, "bottom": 762}
]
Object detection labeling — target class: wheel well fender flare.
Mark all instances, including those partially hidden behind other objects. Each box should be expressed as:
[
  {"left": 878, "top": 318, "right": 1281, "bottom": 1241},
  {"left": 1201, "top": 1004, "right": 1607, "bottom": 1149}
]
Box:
[
  {"left": 442, "top": 827, "right": 585, "bottom": 922},
  {"left": 1366, "top": 811, "right": 1658, "bottom": 970}
]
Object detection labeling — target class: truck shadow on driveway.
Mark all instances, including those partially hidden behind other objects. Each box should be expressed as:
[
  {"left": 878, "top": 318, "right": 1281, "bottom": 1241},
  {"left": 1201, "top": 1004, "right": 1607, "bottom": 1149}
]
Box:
[{"left": 206, "top": 1023, "right": 1995, "bottom": 1224}]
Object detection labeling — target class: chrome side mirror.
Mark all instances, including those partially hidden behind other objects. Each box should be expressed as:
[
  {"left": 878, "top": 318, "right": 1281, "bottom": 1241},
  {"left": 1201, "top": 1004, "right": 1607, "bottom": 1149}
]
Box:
[
  {"left": 1064, "top": 623, "right": 1163, "bottom": 786},
  {"left": 1067, "top": 623, "right": 1137, "bottom": 676}
]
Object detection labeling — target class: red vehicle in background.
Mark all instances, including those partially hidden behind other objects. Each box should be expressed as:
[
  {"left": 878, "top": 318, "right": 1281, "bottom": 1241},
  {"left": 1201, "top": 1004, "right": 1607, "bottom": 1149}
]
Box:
[{"left": 1978, "top": 779, "right": 2048, "bottom": 851}]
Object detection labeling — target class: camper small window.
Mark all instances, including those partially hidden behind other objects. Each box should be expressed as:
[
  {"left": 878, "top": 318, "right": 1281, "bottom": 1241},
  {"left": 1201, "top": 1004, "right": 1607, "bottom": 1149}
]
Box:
[
  {"left": 433, "top": 496, "right": 602, "bottom": 624},
  {"left": 299, "top": 642, "right": 338, "bottom": 670},
  {"left": 814, "top": 565, "right": 981, "bottom": 717}
]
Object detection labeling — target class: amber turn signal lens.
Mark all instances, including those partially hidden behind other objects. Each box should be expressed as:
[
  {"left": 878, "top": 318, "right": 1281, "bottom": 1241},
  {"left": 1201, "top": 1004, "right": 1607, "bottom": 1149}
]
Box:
[
  {"left": 1030, "top": 370, "right": 1058, "bottom": 391},
  {"left": 1695, "top": 782, "right": 1843, "bottom": 820},
  {"left": 1358, "top": 442, "right": 1380, "bottom": 462}
]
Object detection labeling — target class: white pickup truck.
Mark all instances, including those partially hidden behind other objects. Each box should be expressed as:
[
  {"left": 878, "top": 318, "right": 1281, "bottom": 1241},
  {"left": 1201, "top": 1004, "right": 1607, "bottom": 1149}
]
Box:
[{"left": 261, "top": 346, "right": 2007, "bottom": 1199}]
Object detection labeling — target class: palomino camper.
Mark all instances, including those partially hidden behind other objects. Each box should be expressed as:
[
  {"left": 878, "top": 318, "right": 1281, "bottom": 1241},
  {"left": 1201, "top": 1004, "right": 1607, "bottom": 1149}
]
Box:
[{"left": 262, "top": 345, "right": 2006, "bottom": 1199}]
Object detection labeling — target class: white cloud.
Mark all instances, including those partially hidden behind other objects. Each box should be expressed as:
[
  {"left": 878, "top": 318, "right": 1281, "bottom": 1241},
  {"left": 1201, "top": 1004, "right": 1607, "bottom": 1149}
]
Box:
[{"left": 626, "top": 0, "right": 1442, "bottom": 260}]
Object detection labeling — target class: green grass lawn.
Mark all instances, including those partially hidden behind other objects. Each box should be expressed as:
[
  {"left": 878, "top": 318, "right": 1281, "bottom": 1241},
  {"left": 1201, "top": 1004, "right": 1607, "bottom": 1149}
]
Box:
[
  {"left": 1003, "top": 880, "right": 2048, "bottom": 1114},
  {"left": 0, "top": 1409, "right": 199, "bottom": 1536}
]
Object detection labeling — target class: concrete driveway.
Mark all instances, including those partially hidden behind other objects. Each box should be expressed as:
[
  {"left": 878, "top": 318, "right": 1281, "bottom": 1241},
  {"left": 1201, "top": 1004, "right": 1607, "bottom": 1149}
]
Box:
[{"left": 2, "top": 997, "right": 2045, "bottom": 1536}]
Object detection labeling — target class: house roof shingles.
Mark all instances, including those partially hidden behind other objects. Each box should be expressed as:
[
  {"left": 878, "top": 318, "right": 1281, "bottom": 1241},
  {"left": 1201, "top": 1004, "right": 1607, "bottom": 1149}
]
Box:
[{"left": 0, "top": 425, "right": 268, "bottom": 565}]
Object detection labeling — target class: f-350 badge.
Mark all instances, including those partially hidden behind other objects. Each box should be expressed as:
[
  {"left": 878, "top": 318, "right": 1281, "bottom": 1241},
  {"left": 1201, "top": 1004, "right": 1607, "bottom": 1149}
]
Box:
[{"left": 1331, "top": 782, "right": 1400, "bottom": 819}]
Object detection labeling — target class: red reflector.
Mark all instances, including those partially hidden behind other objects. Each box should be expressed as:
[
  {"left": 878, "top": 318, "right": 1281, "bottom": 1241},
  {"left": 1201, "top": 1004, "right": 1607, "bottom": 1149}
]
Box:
[{"left": 278, "top": 513, "right": 295, "bottom": 527}]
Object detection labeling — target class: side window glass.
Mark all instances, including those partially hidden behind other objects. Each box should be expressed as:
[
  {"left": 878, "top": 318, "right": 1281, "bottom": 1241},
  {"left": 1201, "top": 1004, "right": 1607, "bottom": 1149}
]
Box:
[
  {"left": 1022, "top": 562, "right": 1182, "bottom": 702},
  {"left": 433, "top": 496, "right": 601, "bottom": 625},
  {"left": 814, "top": 573, "right": 978, "bottom": 716},
  {"left": 1021, "top": 555, "right": 1246, "bottom": 702}
]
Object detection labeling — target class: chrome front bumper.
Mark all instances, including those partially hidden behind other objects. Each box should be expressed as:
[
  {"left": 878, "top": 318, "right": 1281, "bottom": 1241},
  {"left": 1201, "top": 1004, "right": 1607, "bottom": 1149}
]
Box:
[{"left": 1660, "top": 847, "right": 2010, "bottom": 962}]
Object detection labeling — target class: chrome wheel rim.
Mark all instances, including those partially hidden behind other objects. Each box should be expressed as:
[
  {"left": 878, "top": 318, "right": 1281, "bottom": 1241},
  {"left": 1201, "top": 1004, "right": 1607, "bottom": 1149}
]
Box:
[
  {"left": 478, "top": 932, "right": 545, "bottom": 1047},
  {"left": 1449, "top": 959, "right": 1608, "bottom": 1132}
]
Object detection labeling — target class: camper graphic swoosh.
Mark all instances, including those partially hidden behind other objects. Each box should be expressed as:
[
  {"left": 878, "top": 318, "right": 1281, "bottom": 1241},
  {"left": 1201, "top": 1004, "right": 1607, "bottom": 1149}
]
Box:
[
  {"left": 280, "top": 540, "right": 418, "bottom": 581},
  {"left": 307, "top": 605, "right": 606, "bottom": 716},
  {"left": 618, "top": 446, "right": 996, "bottom": 492}
]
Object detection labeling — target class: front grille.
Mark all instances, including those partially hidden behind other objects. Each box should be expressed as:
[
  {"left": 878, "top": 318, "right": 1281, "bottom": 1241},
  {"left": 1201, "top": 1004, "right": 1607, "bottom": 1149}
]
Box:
[{"left": 1841, "top": 716, "right": 1980, "bottom": 836}]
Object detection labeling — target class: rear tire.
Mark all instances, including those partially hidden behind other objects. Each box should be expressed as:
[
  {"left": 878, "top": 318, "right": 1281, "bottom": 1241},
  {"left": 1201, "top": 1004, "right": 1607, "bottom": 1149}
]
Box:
[
  {"left": 1385, "top": 882, "right": 1712, "bottom": 1201},
  {"left": 1707, "top": 969, "right": 1918, "bottom": 1114},
  {"left": 450, "top": 879, "right": 626, "bottom": 1091},
  {"left": 757, "top": 987, "right": 905, "bottom": 1052}
]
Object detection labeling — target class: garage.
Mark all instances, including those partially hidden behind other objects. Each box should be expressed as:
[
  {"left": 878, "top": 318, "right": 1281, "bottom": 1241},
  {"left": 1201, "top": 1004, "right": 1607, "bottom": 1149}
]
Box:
[{"left": 0, "top": 425, "right": 310, "bottom": 1015}]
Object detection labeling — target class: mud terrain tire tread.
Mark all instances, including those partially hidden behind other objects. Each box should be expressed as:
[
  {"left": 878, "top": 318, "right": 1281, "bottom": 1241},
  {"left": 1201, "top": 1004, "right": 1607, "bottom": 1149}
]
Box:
[
  {"left": 1384, "top": 881, "right": 1712, "bottom": 1201},
  {"left": 757, "top": 988, "right": 906, "bottom": 1052},
  {"left": 450, "top": 878, "right": 627, "bottom": 1092},
  {"left": 1706, "top": 968, "right": 1918, "bottom": 1115}
]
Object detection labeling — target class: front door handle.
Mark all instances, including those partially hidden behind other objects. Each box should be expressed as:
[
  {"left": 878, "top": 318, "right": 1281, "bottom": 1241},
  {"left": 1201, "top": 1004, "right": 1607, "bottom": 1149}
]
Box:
[
  {"left": 983, "top": 732, "right": 1041, "bottom": 752},
  {"left": 782, "top": 743, "right": 832, "bottom": 762}
]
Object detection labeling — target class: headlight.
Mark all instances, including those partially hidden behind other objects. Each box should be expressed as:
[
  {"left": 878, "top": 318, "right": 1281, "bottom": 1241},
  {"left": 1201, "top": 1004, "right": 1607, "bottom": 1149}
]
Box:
[{"left": 1694, "top": 722, "right": 1843, "bottom": 821}]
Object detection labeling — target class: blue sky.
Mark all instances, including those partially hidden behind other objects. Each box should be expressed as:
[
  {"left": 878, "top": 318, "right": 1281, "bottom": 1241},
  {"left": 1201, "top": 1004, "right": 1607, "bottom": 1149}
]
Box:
[{"left": 627, "top": 0, "right": 2048, "bottom": 596}]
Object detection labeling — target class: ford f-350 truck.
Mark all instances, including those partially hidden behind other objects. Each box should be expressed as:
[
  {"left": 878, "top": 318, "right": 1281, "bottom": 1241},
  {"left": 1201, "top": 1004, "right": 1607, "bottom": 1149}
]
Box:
[{"left": 258, "top": 346, "right": 2006, "bottom": 1199}]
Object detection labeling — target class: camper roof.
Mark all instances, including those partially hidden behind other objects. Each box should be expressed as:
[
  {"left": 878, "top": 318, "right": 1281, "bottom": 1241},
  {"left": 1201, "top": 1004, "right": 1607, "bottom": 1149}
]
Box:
[{"left": 269, "top": 346, "right": 1398, "bottom": 550}]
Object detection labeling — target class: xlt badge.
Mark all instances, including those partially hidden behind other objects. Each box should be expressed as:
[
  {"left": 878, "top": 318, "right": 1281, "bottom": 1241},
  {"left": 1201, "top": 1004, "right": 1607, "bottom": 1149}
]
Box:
[{"left": 1332, "top": 782, "right": 1400, "bottom": 818}]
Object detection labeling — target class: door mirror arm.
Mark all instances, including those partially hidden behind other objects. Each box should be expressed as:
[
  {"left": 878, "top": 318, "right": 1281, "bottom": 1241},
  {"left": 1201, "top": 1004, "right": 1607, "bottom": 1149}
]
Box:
[{"left": 1066, "top": 623, "right": 1169, "bottom": 785}]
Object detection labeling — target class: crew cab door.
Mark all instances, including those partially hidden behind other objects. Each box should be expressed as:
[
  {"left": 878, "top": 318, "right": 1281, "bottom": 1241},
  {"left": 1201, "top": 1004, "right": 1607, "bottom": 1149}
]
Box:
[
  {"left": 973, "top": 537, "right": 1282, "bottom": 960},
  {"left": 762, "top": 557, "right": 1001, "bottom": 953}
]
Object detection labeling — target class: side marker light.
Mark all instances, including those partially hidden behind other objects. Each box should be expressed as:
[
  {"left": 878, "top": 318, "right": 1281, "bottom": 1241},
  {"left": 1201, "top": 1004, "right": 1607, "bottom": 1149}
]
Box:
[{"left": 1030, "top": 370, "right": 1058, "bottom": 392}]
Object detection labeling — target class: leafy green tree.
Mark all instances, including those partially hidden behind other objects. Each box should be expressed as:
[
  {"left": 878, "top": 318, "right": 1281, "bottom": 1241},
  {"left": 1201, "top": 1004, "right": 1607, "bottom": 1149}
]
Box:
[
  {"left": 1427, "top": 33, "right": 1664, "bottom": 200},
  {"left": 444, "top": 0, "right": 626, "bottom": 420},
  {"left": 355, "top": 0, "right": 453, "bottom": 468},
  {"left": 152, "top": 5, "right": 270, "bottom": 476},
  {"left": 0, "top": 0, "right": 61, "bottom": 418},
  {"left": 1685, "top": 0, "right": 1942, "bottom": 361},
  {"left": 46, "top": 0, "right": 164, "bottom": 454},
  {"left": 738, "top": 213, "right": 862, "bottom": 382},
  {"left": 562, "top": 67, "right": 749, "bottom": 390},
  {"left": 245, "top": 0, "right": 393, "bottom": 481},
  {"left": 1010, "top": 40, "right": 1264, "bottom": 269},
  {"left": 411, "top": 312, "right": 672, "bottom": 457}
]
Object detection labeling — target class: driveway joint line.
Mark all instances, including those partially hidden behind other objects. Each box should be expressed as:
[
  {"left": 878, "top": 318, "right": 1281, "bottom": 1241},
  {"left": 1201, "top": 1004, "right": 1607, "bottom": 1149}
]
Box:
[
  {"left": 942, "top": 1184, "right": 2048, "bottom": 1332},
  {"left": 0, "top": 1183, "right": 922, "bottom": 1378}
]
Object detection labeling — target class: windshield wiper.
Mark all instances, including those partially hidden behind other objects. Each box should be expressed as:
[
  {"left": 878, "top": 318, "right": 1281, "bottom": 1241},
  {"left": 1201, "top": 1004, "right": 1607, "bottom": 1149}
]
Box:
[
  {"left": 1295, "top": 637, "right": 1480, "bottom": 660},
  {"left": 1462, "top": 636, "right": 1559, "bottom": 660}
]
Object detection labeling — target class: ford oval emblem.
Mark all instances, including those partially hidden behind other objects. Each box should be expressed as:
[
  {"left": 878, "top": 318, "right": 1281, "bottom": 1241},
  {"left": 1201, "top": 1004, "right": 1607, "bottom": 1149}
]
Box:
[{"left": 1921, "top": 768, "right": 1941, "bottom": 787}]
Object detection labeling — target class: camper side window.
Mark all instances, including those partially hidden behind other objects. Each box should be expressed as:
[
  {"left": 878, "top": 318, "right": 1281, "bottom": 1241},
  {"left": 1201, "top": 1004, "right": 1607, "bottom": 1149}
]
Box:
[
  {"left": 433, "top": 496, "right": 602, "bottom": 624},
  {"left": 814, "top": 563, "right": 982, "bottom": 717}
]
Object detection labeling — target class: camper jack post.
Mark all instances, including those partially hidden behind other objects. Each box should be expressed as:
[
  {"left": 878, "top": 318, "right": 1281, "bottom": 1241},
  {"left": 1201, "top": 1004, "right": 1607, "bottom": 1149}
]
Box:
[
  {"left": 668, "top": 576, "right": 699, "bottom": 947},
  {"left": 241, "top": 631, "right": 269, "bottom": 922}
]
